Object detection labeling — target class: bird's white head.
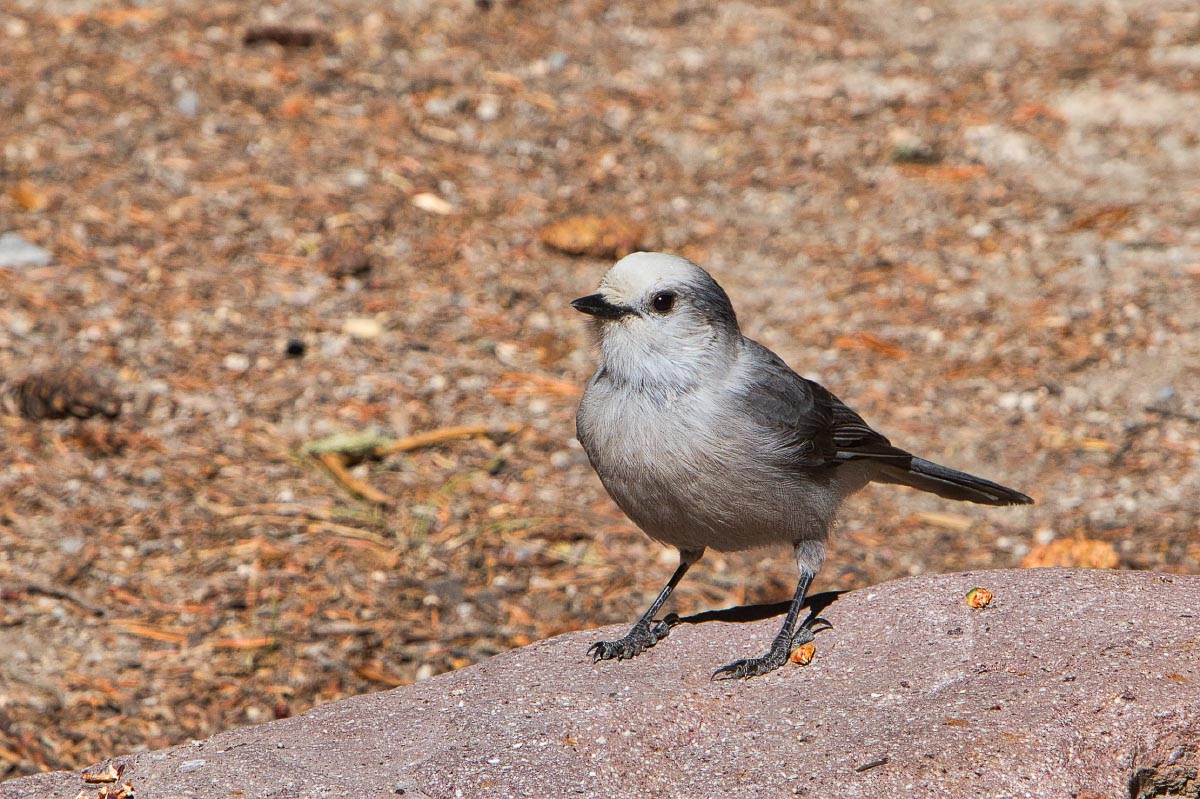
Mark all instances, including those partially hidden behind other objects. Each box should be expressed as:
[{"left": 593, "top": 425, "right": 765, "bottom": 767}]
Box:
[{"left": 572, "top": 252, "right": 741, "bottom": 393}]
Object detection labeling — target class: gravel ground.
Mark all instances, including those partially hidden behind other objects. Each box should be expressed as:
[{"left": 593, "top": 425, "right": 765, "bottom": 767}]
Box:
[{"left": 1, "top": 0, "right": 1197, "bottom": 778}]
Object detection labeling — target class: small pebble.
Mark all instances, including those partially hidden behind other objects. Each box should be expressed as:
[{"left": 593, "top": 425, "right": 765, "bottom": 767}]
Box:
[
  {"left": 176, "top": 89, "right": 199, "bottom": 118},
  {"left": 476, "top": 95, "right": 501, "bottom": 121},
  {"left": 343, "top": 317, "right": 384, "bottom": 339},
  {"left": 343, "top": 168, "right": 370, "bottom": 188},
  {"left": 0, "top": 232, "right": 52, "bottom": 269},
  {"left": 60, "top": 537, "right": 86, "bottom": 555},
  {"left": 285, "top": 338, "right": 306, "bottom": 357},
  {"left": 967, "top": 221, "right": 993, "bottom": 239},
  {"left": 889, "top": 128, "right": 937, "bottom": 163},
  {"left": 423, "top": 96, "right": 456, "bottom": 116}
]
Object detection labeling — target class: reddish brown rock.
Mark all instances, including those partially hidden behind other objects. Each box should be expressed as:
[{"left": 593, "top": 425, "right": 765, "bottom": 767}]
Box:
[{"left": 3, "top": 569, "right": 1197, "bottom": 799}]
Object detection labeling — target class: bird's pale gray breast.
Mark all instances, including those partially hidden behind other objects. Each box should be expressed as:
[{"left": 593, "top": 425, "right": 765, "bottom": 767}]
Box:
[{"left": 577, "top": 369, "right": 844, "bottom": 552}]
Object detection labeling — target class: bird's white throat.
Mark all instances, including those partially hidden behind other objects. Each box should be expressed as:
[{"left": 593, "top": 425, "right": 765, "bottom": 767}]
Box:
[{"left": 596, "top": 319, "right": 738, "bottom": 397}]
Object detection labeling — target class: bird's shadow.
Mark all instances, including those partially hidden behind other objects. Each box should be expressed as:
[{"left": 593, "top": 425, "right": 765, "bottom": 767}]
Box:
[{"left": 666, "top": 589, "right": 846, "bottom": 634}]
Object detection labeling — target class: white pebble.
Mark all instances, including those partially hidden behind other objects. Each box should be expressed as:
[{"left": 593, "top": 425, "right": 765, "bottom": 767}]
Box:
[
  {"left": 176, "top": 90, "right": 199, "bottom": 118},
  {"left": 968, "top": 221, "right": 993, "bottom": 239},
  {"left": 476, "top": 95, "right": 501, "bottom": 121},
  {"left": 342, "top": 317, "right": 383, "bottom": 339}
]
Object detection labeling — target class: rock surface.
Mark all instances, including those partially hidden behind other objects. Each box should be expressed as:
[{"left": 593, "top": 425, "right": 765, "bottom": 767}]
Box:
[{"left": 4, "top": 568, "right": 1198, "bottom": 799}]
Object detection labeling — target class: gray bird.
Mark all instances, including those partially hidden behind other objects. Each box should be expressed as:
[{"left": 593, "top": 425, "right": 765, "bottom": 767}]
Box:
[{"left": 572, "top": 251, "right": 1032, "bottom": 680}]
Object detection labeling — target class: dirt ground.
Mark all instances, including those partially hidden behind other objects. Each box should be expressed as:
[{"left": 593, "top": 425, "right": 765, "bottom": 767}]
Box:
[{"left": 1, "top": 0, "right": 1197, "bottom": 779}]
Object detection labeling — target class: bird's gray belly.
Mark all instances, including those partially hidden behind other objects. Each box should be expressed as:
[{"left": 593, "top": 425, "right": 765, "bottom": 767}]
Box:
[{"left": 582, "top": 393, "right": 851, "bottom": 552}]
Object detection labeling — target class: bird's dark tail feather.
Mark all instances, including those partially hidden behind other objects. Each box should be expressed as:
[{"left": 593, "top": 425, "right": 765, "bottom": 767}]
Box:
[{"left": 876, "top": 457, "right": 1033, "bottom": 506}]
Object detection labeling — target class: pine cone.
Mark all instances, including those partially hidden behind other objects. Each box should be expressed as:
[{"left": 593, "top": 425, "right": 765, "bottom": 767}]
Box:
[{"left": 1, "top": 365, "right": 121, "bottom": 421}]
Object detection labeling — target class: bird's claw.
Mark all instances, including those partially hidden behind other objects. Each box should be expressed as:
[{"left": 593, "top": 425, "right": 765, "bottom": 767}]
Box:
[
  {"left": 588, "top": 618, "right": 673, "bottom": 663},
  {"left": 711, "top": 646, "right": 789, "bottom": 680},
  {"left": 711, "top": 628, "right": 810, "bottom": 681}
]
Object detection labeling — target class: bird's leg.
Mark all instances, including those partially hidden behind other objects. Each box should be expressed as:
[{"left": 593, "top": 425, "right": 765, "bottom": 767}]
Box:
[
  {"left": 711, "top": 567, "right": 815, "bottom": 680},
  {"left": 588, "top": 548, "right": 703, "bottom": 663}
]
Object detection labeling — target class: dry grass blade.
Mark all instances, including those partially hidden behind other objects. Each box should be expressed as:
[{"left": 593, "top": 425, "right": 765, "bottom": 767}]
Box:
[
  {"left": 197, "top": 499, "right": 341, "bottom": 521},
  {"left": 913, "top": 511, "right": 974, "bottom": 532},
  {"left": 313, "top": 521, "right": 394, "bottom": 548},
  {"left": 211, "top": 637, "right": 276, "bottom": 651},
  {"left": 109, "top": 621, "right": 188, "bottom": 645},
  {"left": 491, "top": 372, "right": 582, "bottom": 398}
]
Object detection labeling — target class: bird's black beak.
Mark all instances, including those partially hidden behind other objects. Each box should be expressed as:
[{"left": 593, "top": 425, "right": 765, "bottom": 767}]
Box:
[{"left": 571, "top": 293, "right": 631, "bottom": 320}]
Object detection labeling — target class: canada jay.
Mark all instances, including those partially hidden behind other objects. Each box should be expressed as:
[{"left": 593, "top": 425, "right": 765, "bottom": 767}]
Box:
[{"left": 573, "top": 251, "right": 1032, "bottom": 679}]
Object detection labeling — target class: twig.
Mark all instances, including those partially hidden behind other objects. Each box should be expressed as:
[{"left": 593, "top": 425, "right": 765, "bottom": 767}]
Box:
[
  {"left": 311, "top": 521, "right": 393, "bottom": 547},
  {"left": 1, "top": 579, "right": 105, "bottom": 617},
  {"left": 377, "top": 423, "right": 522, "bottom": 456},
  {"left": 316, "top": 451, "right": 395, "bottom": 505},
  {"left": 492, "top": 372, "right": 582, "bottom": 397},
  {"left": 301, "top": 424, "right": 521, "bottom": 505},
  {"left": 854, "top": 756, "right": 889, "bottom": 773},
  {"left": 1146, "top": 404, "right": 1200, "bottom": 424},
  {"left": 196, "top": 498, "right": 340, "bottom": 520}
]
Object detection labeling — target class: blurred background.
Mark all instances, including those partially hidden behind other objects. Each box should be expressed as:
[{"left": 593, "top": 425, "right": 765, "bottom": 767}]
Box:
[{"left": 1, "top": 0, "right": 1197, "bottom": 777}]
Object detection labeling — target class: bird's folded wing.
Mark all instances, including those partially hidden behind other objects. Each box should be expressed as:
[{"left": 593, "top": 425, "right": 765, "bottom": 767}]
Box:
[
  {"left": 825, "top": 393, "right": 912, "bottom": 462},
  {"left": 734, "top": 340, "right": 911, "bottom": 468}
]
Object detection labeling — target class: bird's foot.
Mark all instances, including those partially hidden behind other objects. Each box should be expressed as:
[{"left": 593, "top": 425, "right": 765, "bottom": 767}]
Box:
[
  {"left": 711, "top": 627, "right": 814, "bottom": 681},
  {"left": 588, "top": 615, "right": 676, "bottom": 663}
]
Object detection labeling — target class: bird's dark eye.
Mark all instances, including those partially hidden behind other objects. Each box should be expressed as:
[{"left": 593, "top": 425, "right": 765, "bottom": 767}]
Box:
[{"left": 651, "top": 291, "right": 676, "bottom": 313}]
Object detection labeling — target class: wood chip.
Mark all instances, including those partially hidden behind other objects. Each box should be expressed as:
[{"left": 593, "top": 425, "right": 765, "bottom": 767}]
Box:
[
  {"left": 965, "top": 587, "right": 993, "bottom": 609},
  {"left": 211, "top": 637, "right": 277, "bottom": 651},
  {"left": 789, "top": 641, "right": 816, "bottom": 666},
  {"left": 1021, "top": 539, "right": 1119, "bottom": 569},
  {"left": 913, "top": 511, "right": 974, "bottom": 532},
  {"left": 10, "top": 181, "right": 48, "bottom": 212},
  {"left": 411, "top": 193, "right": 455, "bottom": 215},
  {"left": 243, "top": 25, "right": 332, "bottom": 48},
  {"left": 81, "top": 762, "right": 122, "bottom": 783},
  {"left": 832, "top": 332, "right": 911, "bottom": 360},
  {"left": 539, "top": 214, "right": 646, "bottom": 259}
]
